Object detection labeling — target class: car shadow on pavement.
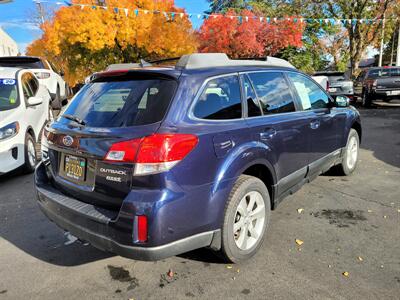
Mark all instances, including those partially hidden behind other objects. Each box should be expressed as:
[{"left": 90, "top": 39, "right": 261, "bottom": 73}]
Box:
[
  {"left": 0, "top": 172, "right": 113, "bottom": 267},
  {"left": 357, "top": 107, "right": 400, "bottom": 168}
]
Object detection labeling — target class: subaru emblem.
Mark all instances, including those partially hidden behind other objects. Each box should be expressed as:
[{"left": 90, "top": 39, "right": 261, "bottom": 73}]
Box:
[{"left": 62, "top": 135, "right": 74, "bottom": 147}]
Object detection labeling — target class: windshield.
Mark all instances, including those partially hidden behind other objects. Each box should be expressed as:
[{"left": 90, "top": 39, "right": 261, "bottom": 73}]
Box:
[
  {"left": 0, "top": 60, "right": 46, "bottom": 69},
  {"left": 60, "top": 77, "right": 177, "bottom": 128},
  {"left": 0, "top": 79, "right": 19, "bottom": 111},
  {"left": 328, "top": 75, "right": 346, "bottom": 82},
  {"left": 368, "top": 68, "right": 400, "bottom": 78}
]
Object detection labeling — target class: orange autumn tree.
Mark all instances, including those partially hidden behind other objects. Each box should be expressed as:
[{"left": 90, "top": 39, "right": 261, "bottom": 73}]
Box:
[
  {"left": 27, "top": 0, "right": 197, "bottom": 85},
  {"left": 198, "top": 9, "right": 304, "bottom": 58}
]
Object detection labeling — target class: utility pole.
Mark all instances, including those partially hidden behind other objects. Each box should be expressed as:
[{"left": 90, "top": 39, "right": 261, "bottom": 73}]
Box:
[
  {"left": 397, "top": 24, "right": 400, "bottom": 66},
  {"left": 34, "top": 0, "right": 45, "bottom": 24},
  {"left": 378, "top": 14, "right": 385, "bottom": 67}
]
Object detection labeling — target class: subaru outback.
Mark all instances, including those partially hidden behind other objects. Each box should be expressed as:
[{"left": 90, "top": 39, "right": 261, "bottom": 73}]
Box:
[{"left": 35, "top": 53, "right": 361, "bottom": 263}]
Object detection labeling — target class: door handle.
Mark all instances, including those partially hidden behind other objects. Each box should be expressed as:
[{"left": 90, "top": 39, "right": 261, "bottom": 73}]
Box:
[
  {"left": 310, "top": 120, "right": 320, "bottom": 129},
  {"left": 260, "top": 128, "right": 276, "bottom": 141}
]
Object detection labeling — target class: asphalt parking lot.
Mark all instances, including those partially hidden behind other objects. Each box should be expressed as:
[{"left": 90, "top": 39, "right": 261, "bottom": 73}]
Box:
[{"left": 0, "top": 107, "right": 399, "bottom": 300}]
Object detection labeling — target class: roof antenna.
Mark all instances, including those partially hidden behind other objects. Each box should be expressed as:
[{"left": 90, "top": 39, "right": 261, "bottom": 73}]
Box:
[{"left": 139, "top": 59, "right": 152, "bottom": 67}]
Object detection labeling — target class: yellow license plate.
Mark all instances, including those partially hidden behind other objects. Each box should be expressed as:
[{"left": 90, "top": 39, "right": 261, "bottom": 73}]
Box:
[{"left": 64, "top": 155, "right": 86, "bottom": 181}]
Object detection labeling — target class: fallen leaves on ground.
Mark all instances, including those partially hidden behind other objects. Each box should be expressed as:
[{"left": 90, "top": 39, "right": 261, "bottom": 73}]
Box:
[
  {"left": 358, "top": 256, "right": 363, "bottom": 261},
  {"left": 295, "top": 239, "right": 304, "bottom": 246},
  {"left": 297, "top": 208, "right": 304, "bottom": 214},
  {"left": 342, "top": 271, "right": 349, "bottom": 277},
  {"left": 167, "top": 269, "right": 174, "bottom": 278}
]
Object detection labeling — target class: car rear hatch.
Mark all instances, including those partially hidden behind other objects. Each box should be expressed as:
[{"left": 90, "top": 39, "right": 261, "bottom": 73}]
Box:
[{"left": 43, "top": 70, "right": 178, "bottom": 210}]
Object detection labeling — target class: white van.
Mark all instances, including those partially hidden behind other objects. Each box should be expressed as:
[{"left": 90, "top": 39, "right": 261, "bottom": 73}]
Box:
[{"left": 0, "top": 67, "right": 51, "bottom": 174}]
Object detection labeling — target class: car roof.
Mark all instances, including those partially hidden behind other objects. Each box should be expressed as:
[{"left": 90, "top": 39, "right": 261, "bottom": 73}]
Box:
[
  {"left": 314, "top": 71, "right": 345, "bottom": 76},
  {"left": 0, "top": 67, "right": 22, "bottom": 78},
  {"left": 0, "top": 56, "right": 42, "bottom": 63},
  {"left": 98, "top": 54, "right": 297, "bottom": 81}
]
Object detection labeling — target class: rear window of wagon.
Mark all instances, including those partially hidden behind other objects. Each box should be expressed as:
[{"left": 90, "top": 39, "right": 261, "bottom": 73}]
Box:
[{"left": 61, "top": 76, "right": 177, "bottom": 128}]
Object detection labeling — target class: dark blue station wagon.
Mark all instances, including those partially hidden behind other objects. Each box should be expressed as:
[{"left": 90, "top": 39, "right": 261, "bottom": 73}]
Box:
[{"left": 35, "top": 53, "right": 362, "bottom": 262}]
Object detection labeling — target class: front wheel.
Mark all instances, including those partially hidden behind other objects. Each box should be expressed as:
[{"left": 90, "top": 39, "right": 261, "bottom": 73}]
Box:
[
  {"left": 335, "top": 129, "right": 360, "bottom": 176},
  {"left": 22, "top": 134, "right": 37, "bottom": 173},
  {"left": 219, "top": 175, "right": 271, "bottom": 263}
]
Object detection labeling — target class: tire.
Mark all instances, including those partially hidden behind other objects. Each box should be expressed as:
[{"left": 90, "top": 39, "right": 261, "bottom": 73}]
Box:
[
  {"left": 52, "top": 86, "right": 61, "bottom": 110},
  {"left": 334, "top": 129, "right": 360, "bottom": 176},
  {"left": 219, "top": 175, "right": 271, "bottom": 263},
  {"left": 23, "top": 133, "right": 37, "bottom": 173},
  {"left": 362, "top": 89, "right": 372, "bottom": 108}
]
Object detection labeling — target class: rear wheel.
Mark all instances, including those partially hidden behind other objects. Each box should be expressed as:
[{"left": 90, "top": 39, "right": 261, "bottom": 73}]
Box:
[
  {"left": 335, "top": 129, "right": 359, "bottom": 176},
  {"left": 219, "top": 175, "right": 270, "bottom": 263},
  {"left": 362, "top": 90, "right": 372, "bottom": 108},
  {"left": 23, "top": 134, "right": 37, "bottom": 173}
]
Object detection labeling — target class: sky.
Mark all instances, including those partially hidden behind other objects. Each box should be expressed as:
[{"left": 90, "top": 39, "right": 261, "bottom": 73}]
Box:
[{"left": 0, "top": 0, "right": 210, "bottom": 54}]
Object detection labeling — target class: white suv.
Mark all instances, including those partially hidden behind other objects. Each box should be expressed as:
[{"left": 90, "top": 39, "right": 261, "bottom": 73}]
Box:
[
  {"left": 0, "top": 67, "right": 51, "bottom": 174},
  {"left": 0, "top": 56, "right": 68, "bottom": 110}
]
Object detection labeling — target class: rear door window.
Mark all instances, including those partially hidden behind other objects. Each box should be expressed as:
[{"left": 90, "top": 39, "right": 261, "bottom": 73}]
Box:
[
  {"left": 247, "top": 72, "right": 296, "bottom": 114},
  {"left": 61, "top": 76, "right": 177, "bottom": 127},
  {"left": 193, "top": 75, "right": 242, "bottom": 120}
]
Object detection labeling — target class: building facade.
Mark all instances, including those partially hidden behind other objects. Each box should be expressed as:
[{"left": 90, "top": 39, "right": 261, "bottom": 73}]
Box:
[{"left": 0, "top": 27, "right": 19, "bottom": 57}]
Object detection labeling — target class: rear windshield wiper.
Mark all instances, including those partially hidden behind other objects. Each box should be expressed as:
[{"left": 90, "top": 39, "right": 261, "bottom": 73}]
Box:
[{"left": 61, "top": 114, "right": 86, "bottom": 126}]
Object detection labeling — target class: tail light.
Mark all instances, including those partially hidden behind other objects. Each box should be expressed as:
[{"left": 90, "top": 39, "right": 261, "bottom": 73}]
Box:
[
  {"left": 105, "top": 133, "right": 198, "bottom": 176},
  {"left": 34, "top": 72, "right": 51, "bottom": 79}
]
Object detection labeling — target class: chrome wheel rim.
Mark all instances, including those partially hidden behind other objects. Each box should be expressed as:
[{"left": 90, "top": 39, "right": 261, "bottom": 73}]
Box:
[
  {"left": 27, "top": 139, "right": 36, "bottom": 167},
  {"left": 233, "top": 191, "right": 265, "bottom": 251},
  {"left": 346, "top": 136, "right": 358, "bottom": 169}
]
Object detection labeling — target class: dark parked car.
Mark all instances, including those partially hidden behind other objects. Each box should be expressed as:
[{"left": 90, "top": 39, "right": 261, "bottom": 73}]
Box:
[
  {"left": 354, "top": 67, "right": 400, "bottom": 107},
  {"left": 314, "top": 71, "right": 354, "bottom": 100},
  {"left": 35, "top": 53, "right": 362, "bottom": 262}
]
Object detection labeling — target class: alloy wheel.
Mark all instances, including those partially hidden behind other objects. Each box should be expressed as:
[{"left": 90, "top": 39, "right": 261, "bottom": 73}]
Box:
[{"left": 233, "top": 191, "right": 265, "bottom": 251}]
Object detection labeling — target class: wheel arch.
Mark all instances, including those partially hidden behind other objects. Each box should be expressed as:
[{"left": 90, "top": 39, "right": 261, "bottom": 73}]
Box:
[
  {"left": 351, "top": 120, "right": 362, "bottom": 143},
  {"left": 26, "top": 126, "right": 36, "bottom": 142}
]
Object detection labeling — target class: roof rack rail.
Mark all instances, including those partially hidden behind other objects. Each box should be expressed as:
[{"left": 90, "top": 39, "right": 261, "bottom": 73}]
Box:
[{"left": 176, "top": 53, "right": 295, "bottom": 70}]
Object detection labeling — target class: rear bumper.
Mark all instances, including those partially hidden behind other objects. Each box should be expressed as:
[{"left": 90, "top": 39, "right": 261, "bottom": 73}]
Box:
[{"left": 35, "top": 162, "right": 218, "bottom": 260}]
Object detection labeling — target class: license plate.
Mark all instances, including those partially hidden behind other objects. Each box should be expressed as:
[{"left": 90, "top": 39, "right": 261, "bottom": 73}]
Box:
[
  {"left": 387, "top": 90, "right": 400, "bottom": 96},
  {"left": 64, "top": 155, "right": 86, "bottom": 181},
  {"left": 328, "top": 87, "right": 337, "bottom": 92}
]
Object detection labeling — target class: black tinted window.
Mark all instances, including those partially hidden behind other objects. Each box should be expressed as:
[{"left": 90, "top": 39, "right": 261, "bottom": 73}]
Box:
[
  {"left": 288, "top": 73, "right": 329, "bottom": 110},
  {"left": 241, "top": 74, "right": 262, "bottom": 117},
  {"left": 248, "top": 72, "right": 295, "bottom": 114},
  {"left": 0, "top": 59, "right": 45, "bottom": 69},
  {"left": 194, "top": 75, "right": 242, "bottom": 120},
  {"left": 22, "top": 73, "right": 36, "bottom": 99},
  {"left": 61, "top": 77, "right": 177, "bottom": 127}
]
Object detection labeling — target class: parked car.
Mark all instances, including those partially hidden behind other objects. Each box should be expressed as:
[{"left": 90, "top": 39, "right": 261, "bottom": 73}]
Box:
[
  {"left": 0, "top": 67, "right": 52, "bottom": 175},
  {"left": 354, "top": 67, "right": 400, "bottom": 107},
  {"left": 314, "top": 71, "right": 354, "bottom": 100},
  {"left": 311, "top": 75, "right": 329, "bottom": 91},
  {"left": 35, "top": 53, "right": 361, "bottom": 263},
  {"left": 0, "top": 56, "right": 68, "bottom": 110}
]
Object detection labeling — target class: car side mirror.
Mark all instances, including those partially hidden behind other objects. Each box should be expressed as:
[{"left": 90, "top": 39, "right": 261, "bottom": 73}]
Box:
[
  {"left": 27, "top": 96, "right": 43, "bottom": 106},
  {"left": 335, "top": 95, "right": 350, "bottom": 107},
  {"left": 61, "top": 99, "right": 68, "bottom": 106}
]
